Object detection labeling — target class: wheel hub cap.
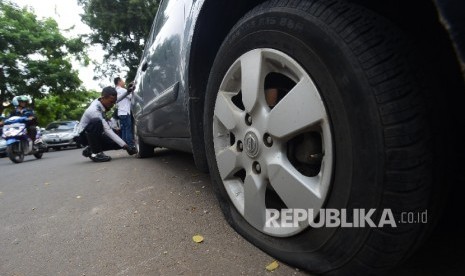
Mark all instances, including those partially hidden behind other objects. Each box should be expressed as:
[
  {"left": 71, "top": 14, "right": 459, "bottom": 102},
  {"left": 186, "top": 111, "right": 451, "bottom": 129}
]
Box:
[{"left": 244, "top": 131, "right": 260, "bottom": 158}]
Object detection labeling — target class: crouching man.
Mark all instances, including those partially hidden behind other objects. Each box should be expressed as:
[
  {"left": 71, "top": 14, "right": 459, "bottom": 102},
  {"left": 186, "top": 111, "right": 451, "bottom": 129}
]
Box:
[{"left": 77, "top": 86, "right": 137, "bottom": 162}]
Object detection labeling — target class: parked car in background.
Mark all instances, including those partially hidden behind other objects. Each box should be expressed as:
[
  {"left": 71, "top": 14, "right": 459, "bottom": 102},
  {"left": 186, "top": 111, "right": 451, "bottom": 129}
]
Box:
[
  {"left": 0, "top": 138, "right": 7, "bottom": 157},
  {"left": 42, "top": 121, "right": 81, "bottom": 151},
  {"left": 132, "top": 0, "right": 464, "bottom": 274}
]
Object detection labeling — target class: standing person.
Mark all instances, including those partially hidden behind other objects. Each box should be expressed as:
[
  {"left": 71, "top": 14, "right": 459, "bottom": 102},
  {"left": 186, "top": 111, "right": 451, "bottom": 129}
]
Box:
[
  {"left": 114, "top": 77, "right": 134, "bottom": 147},
  {"left": 78, "top": 86, "right": 137, "bottom": 162}
]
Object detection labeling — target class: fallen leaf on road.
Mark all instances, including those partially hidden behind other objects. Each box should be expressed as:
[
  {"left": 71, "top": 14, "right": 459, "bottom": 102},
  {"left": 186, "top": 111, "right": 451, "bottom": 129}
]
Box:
[
  {"left": 44, "top": 182, "right": 50, "bottom": 186},
  {"left": 76, "top": 196, "right": 81, "bottom": 199},
  {"left": 32, "top": 208, "right": 35, "bottom": 210},
  {"left": 0, "top": 191, "right": 3, "bottom": 195},
  {"left": 193, "top": 235, "right": 204, "bottom": 243},
  {"left": 266, "top": 260, "right": 279, "bottom": 272}
]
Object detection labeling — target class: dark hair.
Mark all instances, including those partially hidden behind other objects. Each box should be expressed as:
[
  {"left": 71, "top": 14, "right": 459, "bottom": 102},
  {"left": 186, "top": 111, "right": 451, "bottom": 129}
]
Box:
[
  {"left": 113, "top": 77, "right": 122, "bottom": 86},
  {"left": 101, "top": 86, "right": 117, "bottom": 98}
]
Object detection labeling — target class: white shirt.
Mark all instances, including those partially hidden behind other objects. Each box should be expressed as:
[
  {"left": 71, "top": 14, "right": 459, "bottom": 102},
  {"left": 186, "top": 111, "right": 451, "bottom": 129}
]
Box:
[
  {"left": 79, "top": 99, "right": 126, "bottom": 147},
  {"left": 116, "top": 86, "right": 132, "bottom": 115},
  {"left": 109, "top": 117, "right": 120, "bottom": 130}
]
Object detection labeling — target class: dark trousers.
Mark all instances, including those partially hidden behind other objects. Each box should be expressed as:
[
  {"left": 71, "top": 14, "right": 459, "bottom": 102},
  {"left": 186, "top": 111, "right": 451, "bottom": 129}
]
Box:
[
  {"left": 27, "top": 118, "right": 37, "bottom": 141},
  {"left": 28, "top": 125, "right": 37, "bottom": 141},
  {"left": 78, "top": 118, "right": 121, "bottom": 153},
  {"left": 119, "top": 114, "right": 134, "bottom": 147}
]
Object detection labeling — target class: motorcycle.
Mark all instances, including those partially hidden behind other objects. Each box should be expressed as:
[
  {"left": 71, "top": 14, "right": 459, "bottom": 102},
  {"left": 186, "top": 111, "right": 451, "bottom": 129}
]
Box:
[{"left": 2, "top": 116, "right": 46, "bottom": 163}]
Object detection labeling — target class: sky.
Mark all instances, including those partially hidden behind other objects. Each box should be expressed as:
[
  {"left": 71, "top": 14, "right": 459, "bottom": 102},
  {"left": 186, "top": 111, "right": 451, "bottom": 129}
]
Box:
[{"left": 11, "top": 0, "right": 110, "bottom": 91}]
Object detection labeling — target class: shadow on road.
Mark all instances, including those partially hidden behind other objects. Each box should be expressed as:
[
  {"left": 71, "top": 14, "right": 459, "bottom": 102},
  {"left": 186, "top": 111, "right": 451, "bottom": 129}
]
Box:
[{"left": 115, "top": 148, "right": 465, "bottom": 275}]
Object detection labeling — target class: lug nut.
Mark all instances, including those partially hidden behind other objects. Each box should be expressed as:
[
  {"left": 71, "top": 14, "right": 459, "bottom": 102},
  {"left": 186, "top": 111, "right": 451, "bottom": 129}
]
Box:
[
  {"left": 264, "top": 133, "right": 273, "bottom": 147},
  {"left": 253, "top": 161, "right": 261, "bottom": 174},
  {"left": 237, "top": 141, "right": 243, "bottom": 152},
  {"left": 245, "top": 114, "right": 252, "bottom": 126}
]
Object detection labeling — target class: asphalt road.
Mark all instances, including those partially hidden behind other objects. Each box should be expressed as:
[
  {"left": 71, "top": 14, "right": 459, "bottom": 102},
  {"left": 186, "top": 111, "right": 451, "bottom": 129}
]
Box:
[
  {"left": 0, "top": 148, "right": 463, "bottom": 275},
  {"left": 0, "top": 148, "right": 305, "bottom": 276}
]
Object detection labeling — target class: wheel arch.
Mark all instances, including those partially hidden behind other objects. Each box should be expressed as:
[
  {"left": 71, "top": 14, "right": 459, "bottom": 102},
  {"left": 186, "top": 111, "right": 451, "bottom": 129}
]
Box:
[{"left": 187, "top": 0, "right": 266, "bottom": 172}]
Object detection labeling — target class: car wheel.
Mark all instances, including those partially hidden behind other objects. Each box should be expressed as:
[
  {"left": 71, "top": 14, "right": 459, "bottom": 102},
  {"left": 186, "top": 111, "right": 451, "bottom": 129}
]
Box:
[
  {"left": 203, "top": 0, "right": 433, "bottom": 274},
  {"left": 134, "top": 125, "right": 155, "bottom": 158}
]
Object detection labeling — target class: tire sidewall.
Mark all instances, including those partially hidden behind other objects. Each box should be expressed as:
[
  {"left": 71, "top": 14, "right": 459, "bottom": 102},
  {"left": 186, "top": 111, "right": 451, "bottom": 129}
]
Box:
[
  {"left": 134, "top": 124, "right": 155, "bottom": 158},
  {"left": 204, "top": 7, "right": 385, "bottom": 272}
]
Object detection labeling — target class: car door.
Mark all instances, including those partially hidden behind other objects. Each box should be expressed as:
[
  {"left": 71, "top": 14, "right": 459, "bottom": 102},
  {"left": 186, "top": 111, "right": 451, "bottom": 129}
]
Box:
[{"left": 135, "top": 0, "right": 189, "bottom": 138}]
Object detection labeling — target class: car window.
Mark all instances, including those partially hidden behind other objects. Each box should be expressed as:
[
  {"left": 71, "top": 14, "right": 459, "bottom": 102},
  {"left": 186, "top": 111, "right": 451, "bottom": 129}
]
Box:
[
  {"left": 46, "top": 122, "right": 77, "bottom": 131},
  {"left": 142, "top": 0, "right": 172, "bottom": 56}
]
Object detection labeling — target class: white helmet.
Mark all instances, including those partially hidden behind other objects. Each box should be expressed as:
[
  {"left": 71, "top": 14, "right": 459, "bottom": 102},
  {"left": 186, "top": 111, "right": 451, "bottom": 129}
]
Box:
[{"left": 12, "top": 95, "right": 32, "bottom": 106}]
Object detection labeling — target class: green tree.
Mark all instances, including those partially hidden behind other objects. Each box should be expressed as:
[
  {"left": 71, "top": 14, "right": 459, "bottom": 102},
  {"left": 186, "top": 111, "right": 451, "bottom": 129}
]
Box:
[
  {"left": 78, "top": 0, "right": 159, "bottom": 81},
  {"left": 0, "top": 1, "right": 88, "bottom": 115},
  {"left": 34, "top": 89, "right": 99, "bottom": 126}
]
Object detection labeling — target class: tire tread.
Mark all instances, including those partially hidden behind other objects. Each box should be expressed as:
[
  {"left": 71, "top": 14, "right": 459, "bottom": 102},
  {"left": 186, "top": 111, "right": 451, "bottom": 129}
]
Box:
[{"left": 264, "top": 0, "right": 432, "bottom": 273}]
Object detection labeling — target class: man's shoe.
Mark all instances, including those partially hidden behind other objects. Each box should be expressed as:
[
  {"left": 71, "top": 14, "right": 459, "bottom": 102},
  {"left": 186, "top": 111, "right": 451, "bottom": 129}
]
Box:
[
  {"left": 90, "top": 152, "right": 111, "bottom": 162},
  {"left": 126, "top": 145, "right": 138, "bottom": 156},
  {"left": 82, "top": 146, "right": 92, "bottom": 158}
]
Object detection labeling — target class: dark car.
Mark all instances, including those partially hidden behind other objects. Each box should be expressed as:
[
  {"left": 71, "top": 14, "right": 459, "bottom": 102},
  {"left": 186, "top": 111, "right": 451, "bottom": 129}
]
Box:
[
  {"left": 42, "top": 121, "right": 81, "bottom": 151},
  {"left": 132, "top": 0, "right": 465, "bottom": 274}
]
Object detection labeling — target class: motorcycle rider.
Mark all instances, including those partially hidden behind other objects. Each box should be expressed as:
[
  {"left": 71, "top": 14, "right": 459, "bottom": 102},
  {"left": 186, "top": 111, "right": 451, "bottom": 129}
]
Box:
[{"left": 9, "top": 95, "right": 38, "bottom": 144}]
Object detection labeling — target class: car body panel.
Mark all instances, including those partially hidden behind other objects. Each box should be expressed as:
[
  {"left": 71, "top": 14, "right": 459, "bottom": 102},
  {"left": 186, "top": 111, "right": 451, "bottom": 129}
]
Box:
[
  {"left": 132, "top": 0, "right": 205, "bottom": 143},
  {"left": 132, "top": 0, "right": 465, "bottom": 155},
  {"left": 434, "top": 0, "right": 465, "bottom": 71}
]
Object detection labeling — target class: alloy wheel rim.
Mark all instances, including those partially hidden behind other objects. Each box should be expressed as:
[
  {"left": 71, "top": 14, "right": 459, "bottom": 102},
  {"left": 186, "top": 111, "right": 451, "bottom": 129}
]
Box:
[{"left": 212, "top": 49, "right": 333, "bottom": 237}]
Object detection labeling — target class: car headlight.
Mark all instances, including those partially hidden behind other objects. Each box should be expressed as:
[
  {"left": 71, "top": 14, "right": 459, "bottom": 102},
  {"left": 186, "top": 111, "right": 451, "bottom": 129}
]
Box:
[{"left": 0, "top": 140, "right": 6, "bottom": 147}]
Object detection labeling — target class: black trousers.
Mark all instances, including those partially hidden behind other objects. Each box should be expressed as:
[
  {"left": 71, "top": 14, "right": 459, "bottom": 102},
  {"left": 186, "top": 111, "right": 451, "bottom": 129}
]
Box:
[
  {"left": 27, "top": 118, "right": 37, "bottom": 141},
  {"left": 28, "top": 125, "right": 37, "bottom": 141},
  {"left": 77, "top": 118, "right": 121, "bottom": 153}
]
